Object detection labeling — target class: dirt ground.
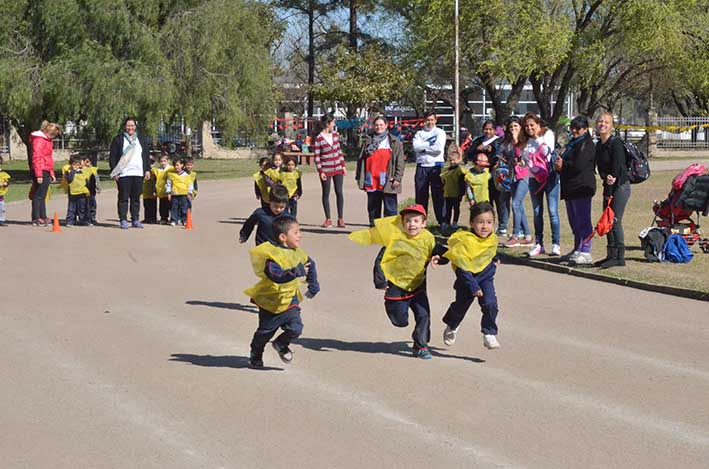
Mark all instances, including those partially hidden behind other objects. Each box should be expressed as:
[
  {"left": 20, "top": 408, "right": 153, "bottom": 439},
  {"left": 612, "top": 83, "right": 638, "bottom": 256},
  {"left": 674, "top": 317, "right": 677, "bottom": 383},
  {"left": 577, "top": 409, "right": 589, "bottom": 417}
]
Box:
[{"left": 1, "top": 170, "right": 708, "bottom": 468}]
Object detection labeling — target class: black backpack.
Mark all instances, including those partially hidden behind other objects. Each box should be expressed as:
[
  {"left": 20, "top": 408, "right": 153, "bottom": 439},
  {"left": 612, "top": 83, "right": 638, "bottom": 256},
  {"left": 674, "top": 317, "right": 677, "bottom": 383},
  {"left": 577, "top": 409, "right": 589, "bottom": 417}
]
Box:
[{"left": 619, "top": 139, "right": 650, "bottom": 184}]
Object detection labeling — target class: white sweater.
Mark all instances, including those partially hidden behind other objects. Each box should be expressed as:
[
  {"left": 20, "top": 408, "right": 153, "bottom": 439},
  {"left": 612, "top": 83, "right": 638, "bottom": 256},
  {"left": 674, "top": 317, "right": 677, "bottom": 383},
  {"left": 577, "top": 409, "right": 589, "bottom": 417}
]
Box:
[{"left": 412, "top": 126, "right": 447, "bottom": 166}]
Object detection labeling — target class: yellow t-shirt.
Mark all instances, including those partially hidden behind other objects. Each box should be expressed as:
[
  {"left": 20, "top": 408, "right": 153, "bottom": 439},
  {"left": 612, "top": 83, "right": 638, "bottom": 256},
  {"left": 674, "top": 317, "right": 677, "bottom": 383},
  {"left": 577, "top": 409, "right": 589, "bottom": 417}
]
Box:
[
  {"left": 465, "top": 168, "right": 490, "bottom": 203},
  {"left": 278, "top": 169, "right": 301, "bottom": 198},
  {"left": 0, "top": 171, "right": 10, "bottom": 196},
  {"left": 60, "top": 164, "right": 72, "bottom": 194}
]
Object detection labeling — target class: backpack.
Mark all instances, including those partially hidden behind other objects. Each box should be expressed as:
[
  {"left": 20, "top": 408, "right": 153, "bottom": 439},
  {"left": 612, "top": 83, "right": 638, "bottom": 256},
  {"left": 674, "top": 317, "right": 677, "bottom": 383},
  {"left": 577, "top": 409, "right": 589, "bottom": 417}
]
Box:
[
  {"left": 639, "top": 227, "right": 667, "bottom": 263},
  {"left": 529, "top": 143, "right": 550, "bottom": 191},
  {"left": 493, "top": 161, "right": 511, "bottom": 192},
  {"left": 663, "top": 234, "right": 693, "bottom": 263},
  {"left": 619, "top": 139, "right": 650, "bottom": 184}
]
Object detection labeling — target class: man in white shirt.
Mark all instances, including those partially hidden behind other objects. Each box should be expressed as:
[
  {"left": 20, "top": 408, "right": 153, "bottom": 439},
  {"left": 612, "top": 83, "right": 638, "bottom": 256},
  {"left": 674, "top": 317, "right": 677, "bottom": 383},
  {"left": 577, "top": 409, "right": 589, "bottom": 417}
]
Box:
[{"left": 412, "top": 111, "right": 447, "bottom": 224}]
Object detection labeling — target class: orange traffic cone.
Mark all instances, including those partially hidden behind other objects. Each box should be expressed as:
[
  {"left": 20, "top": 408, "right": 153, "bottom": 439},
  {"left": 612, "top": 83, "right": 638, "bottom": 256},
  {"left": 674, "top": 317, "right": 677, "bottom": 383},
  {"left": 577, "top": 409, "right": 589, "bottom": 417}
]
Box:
[
  {"left": 51, "top": 212, "right": 61, "bottom": 233},
  {"left": 185, "top": 208, "right": 193, "bottom": 230}
]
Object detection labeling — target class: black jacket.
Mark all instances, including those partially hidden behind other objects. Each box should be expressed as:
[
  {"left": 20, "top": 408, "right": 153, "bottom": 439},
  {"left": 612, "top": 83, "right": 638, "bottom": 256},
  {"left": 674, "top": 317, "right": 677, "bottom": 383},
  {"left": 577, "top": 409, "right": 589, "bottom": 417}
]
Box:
[
  {"left": 560, "top": 133, "right": 596, "bottom": 200},
  {"left": 108, "top": 133, "right": 151, "bottom": 174},
  {"left": 239, "top": 205, "right": 291, "bottom": 245},
  {"left": 596, "top": 136, "right": 628, "bottom": 197}
]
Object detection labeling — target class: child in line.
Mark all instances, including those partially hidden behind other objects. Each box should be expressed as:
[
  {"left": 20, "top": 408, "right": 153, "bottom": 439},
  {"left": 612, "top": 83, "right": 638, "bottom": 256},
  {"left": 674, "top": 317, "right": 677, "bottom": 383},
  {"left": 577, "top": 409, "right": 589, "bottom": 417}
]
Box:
[
  {"left": 349, "top": 204, "right": 447, "bottom": 360},
  {"left": 153, "top": 153, "right": 173, "bottom": 224},
  {"left": 245, "top": 216, "right": 320, "bottom": 368},
  {"left": 185, "top": 156, "right": 198, "bottom": 211},
  {"left": 82, "top": 155, "right": 101, "bottom": 225},
  {"left": 254, "top": 157, "right": 275, "bottom": 209},
  {"left": 142, "top": 165, "right": 158, "bottom": 224},
  {"left": 64, "top": 155, "right": 90, "bottom": 226},
  {"left": 270, "top": 152, "right": 284, "bottom": 174},
  {"left": 0, "top": 156, "right": 10, "bottom": 226},
  {"left": 166, "top": 158, "right": 193, "bottom": 226},
  {"left": 442, "top": 202, "right": 501, "bottom": 350},
  {"left": 240, "top": 184, "right": 290, "bottom": 245},
  {"left": 278, "top": 157, "right": 302, "bottom": 218},
  {"left": 439, "top": 144, "right": 466, "bottom": 232},
  {"left": 465, "top": 153, "right": 491, "bottom": 206}
]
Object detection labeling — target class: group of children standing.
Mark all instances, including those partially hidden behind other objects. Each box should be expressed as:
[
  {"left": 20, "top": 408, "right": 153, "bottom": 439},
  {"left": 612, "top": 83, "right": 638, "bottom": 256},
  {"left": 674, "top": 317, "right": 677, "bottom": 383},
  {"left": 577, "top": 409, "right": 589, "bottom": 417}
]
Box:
[
  {"left": 60, "top": 154, "right": 101, "bottom": 226},
  {"left": 142, "top": 154, "right": 198, "bottom": 226}
]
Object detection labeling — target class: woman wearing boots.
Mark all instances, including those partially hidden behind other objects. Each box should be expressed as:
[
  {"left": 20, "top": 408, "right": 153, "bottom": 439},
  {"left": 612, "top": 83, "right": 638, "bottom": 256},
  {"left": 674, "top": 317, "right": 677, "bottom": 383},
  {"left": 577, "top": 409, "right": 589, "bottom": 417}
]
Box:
[{"left": 595, "top": 112, "right": 630, "bottom": 268}]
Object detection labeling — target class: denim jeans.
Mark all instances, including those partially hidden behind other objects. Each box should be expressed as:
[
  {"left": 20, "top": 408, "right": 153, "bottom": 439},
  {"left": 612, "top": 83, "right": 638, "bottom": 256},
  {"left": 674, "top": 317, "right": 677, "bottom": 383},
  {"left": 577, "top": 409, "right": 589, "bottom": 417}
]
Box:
[
  {"left": 170, "top": 195, "right": 190, "bottom": 224},
  {"left": 510, "top": 178, "right": 531, "bottom": 237},
  {"left": 66, "top": 194, "right": 88, "bottom": 225},
  {"left": 490, "top": 184, "right": 510, "bottom": 233},
  {"left": 529, "top": 174, "right": 561, "bottom": 246}
]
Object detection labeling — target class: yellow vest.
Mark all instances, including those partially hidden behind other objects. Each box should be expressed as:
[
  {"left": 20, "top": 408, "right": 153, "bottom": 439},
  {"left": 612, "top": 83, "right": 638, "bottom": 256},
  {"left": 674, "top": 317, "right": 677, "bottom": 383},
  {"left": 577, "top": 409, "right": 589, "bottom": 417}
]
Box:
[
  {"left": 254, "top": 171, "right": 271, "bottom": 203},
  {"left": 444, "top": 230, "right": 498, "bottom": 274},
  {"left": 278, "top": 169, "right": 300, "bottom": 197},
  {"left": 0, "top": 171, "right": 10, "bottom": 196},
  {"left": 153, "top": 166, "right": 174, "bottom": 198},
  {"left": 465, "top": 168, "right": 490, "bottom": 203},
  {"left": 142, "top": 175, "right": 156, "bottom": 199},
  {"left": 243, "top": 242, "right": 309, "bottom": 313},
  {"left": 440, "top": 165, "right": 465, "bottom": 198},
  {"left": 188, "top": 171, "right": 198, "bottom": 198},
  {"left": 60, "top": 164, "right": 71, "bottom": 193},
  {"left": 69, "top": 170, "right": 90, "bottom": 196},
  {"left": 349, "top": 215, "right": 435, "bottom": 291},
  {"left": 167, "top": 171, "right": 190, "bottom": 196}
]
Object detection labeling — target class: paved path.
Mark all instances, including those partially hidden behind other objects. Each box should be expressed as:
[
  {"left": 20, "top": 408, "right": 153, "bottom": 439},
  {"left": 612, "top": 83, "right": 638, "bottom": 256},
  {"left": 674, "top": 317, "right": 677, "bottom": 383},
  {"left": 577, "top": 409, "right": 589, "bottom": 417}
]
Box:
[{"left": 2, "top": 170, "right": 708, "bottom": 468}]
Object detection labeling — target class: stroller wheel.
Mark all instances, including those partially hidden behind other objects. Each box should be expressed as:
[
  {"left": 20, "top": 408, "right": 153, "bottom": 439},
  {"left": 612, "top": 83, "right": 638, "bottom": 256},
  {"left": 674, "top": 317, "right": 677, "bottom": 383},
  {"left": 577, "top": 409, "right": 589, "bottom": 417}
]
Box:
[{"left": 700, "top": 239, "right": 709, "bottom": 254}]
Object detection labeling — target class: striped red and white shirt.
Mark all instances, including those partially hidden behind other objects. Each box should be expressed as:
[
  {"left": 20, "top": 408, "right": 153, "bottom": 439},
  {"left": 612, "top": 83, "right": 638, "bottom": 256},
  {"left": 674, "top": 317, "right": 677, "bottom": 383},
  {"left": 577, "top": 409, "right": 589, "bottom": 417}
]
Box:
[{"left": 313, "top": 131, "right": 345, "bottom": 177}]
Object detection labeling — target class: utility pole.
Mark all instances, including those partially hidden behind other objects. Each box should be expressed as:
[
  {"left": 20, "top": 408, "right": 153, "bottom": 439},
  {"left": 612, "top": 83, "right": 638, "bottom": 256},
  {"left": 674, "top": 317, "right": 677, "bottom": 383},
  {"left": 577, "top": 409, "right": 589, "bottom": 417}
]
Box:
[{"left": 454, "top": 0, "right": 460, "bottom": 145}]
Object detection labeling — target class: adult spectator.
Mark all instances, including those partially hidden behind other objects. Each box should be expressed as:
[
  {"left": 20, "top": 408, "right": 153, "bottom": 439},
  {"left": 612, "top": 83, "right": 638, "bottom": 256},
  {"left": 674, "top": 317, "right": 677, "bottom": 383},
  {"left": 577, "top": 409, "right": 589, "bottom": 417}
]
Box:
[
  {"left": 356, "top": 116, "right": 405, "bottom": 226},
  {"left": 412, "top": 111, "right": 446, "bottom": 224},
  {"left": 500, "top": 116, "right": 533, "bottom": 248},
  {"left": 555, "top": 116, "right": 596, "bottom": 265},
  {"left": 29, "top": 121, "right": 62, "bottom": 226},
  {"left": 313, "top": 114, "right": 346, "bottom": 228},
  {"left": 109, "top": 118, "right": 152, "bottom": 229},
  {"left": 594, "top": 111, "right": 631, "bottom": 269},
  {"left": 522, "top": 113, "right": 561, "bottom": 257}
]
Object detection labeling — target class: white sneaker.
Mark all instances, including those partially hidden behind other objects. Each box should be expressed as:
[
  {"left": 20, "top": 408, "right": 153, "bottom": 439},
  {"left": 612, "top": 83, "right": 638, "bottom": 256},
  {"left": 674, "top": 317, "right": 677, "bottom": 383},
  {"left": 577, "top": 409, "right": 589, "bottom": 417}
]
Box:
[
  {"left": 443, "top": 326, "right": 458, "bottom": 346},
  {"left": 572, "top": 252, "right": 593, "bottom": 265},
  {"left": 563, "top": 250, "right": 580, "bottom": 261},
  {"left": 483, "top": 334, "right": 500, "bottom": 349},
  {"left": 550, "top": 244, "right": 561, "bottom": 256},
  {"left": 528, "top": 244, "right": 545, "bottom": 257}
]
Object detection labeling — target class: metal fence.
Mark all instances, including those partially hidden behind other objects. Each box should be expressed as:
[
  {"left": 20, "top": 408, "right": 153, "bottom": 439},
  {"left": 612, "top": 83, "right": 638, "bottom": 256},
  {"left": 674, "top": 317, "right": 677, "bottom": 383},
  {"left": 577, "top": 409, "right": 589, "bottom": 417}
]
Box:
[{"left": 656, "top": 116, "right": 709, "bottom": 149}]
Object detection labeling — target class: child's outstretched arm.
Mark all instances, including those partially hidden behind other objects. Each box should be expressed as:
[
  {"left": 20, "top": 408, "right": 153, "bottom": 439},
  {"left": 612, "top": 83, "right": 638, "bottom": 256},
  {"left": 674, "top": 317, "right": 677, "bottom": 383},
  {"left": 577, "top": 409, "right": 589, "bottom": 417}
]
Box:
[
  {"left": 239, "top": 211, "right": 258, "bottom": 243},
  {"left": 304, "top": 257, "right": 320, "bottom": 298},
  {"left": 373, "top": 247, "right": 387, "bottom": 289},
  {"left": 296, "top": 177, "right": 303, "bottom": 199},
  {"left": 430, "top": 242, "right": 450, "bottom": 268},
  {"left": 254, "top": 181, "right": 261, "bottom": 199},
  {"left": 264, "top": 259, "right": 307, "bottom": 284}
]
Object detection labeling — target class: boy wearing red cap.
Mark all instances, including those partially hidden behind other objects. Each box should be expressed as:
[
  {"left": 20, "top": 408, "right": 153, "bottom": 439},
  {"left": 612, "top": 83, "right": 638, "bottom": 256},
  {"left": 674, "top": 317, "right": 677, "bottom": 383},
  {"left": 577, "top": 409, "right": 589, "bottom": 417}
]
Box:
[{"left": 349, "top": 204, "right": 448, "bottom": 359}]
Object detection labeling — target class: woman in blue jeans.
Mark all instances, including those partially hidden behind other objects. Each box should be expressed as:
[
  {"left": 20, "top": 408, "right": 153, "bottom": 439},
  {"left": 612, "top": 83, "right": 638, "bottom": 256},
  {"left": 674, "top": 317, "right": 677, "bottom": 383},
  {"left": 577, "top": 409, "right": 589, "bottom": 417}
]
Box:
[
  {"left": 500, "top": 117, "right": 533, "bottom": 248},
  {"left": 522, "top": 113, "right": 560, "bottom": 257}
]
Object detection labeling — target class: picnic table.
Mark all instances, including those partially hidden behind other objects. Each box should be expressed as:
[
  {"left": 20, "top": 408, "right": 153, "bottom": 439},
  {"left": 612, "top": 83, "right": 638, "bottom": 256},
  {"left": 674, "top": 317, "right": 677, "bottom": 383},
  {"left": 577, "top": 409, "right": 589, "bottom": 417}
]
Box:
[{"left": 282, "top": 151, "right": 316, "bottom": 166}]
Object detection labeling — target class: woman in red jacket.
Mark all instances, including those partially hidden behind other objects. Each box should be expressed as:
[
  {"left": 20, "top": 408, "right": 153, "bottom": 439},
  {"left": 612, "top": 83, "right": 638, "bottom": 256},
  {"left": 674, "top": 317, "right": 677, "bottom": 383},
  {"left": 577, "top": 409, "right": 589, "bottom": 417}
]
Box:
[
  {"left": 30, "top": 121, "right": 62, "bottom": 226},
  {"left": 313, "top": 114, "right": 347, "bottom": 228}
]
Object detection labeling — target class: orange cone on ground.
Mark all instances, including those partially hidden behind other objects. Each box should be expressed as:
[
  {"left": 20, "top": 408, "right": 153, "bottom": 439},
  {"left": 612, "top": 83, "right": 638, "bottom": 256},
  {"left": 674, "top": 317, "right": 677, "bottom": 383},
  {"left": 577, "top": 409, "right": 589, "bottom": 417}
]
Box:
[
  {"left": 51, "top": 212, "right": 61, "bottom": 233},
  {"left": 185, "top": 208, "right": 193, "bottom": 230}
]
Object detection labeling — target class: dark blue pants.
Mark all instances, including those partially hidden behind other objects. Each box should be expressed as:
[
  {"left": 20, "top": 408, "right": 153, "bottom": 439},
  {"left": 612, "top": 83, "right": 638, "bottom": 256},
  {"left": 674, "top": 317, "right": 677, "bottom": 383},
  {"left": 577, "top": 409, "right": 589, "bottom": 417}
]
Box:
[
  {"left": 88, "top": 195, "right": 97, "bottom": 223},
  {"left": 414, "top": 165, "right": 444, "bottom": 224},
  {"left": 143, "top": 198, "right": 157, "bottom": 222},
  {"left": 31, "top": 171, "right": 51, "bottom": 221},
  {"left": 288, "top": 197, "right": 298, "bottom": 219},
  {"left": 250, "top": 306, "right": 304, "bottom": 358},
  {"left": 442, "top": 270, "right": 499, "bottom": 335},
  {"left": 492, "top": 186, "right": 511, "bottom": 233},
  {"left": 442, "top": 196, "right": 462, "bottom": 226},
  {"left": 170, "top": 195, "right": 189, "bottom": 223},
  {"left": 384, "top": 290, "right": 431, "bottom": 349},
  {"left": 159, "top": 197, "right": 171, "bottom": 222},
  {"left": 66, "top": 195, "right": 88, "bottom": 225},
  {"left": 366, "top": 191, "right": 398, "bottom": 226}
]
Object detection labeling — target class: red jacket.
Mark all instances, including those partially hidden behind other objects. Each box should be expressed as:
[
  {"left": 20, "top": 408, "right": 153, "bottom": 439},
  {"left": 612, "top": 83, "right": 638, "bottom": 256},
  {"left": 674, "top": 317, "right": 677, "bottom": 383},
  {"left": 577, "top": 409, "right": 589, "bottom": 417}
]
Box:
[{"left": 30, "top": 130, "right": 55, "bottom": 179}]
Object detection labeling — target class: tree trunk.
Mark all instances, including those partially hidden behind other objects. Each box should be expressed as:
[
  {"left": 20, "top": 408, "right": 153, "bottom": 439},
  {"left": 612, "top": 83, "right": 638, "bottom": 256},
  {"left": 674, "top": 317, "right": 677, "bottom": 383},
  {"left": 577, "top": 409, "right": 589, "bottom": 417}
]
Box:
[
  {"left": 349, "top": 0, "right": 357, "bottom": 50},
  {"left": 480, "top": 75, "right": 526, "bottom": 126}
]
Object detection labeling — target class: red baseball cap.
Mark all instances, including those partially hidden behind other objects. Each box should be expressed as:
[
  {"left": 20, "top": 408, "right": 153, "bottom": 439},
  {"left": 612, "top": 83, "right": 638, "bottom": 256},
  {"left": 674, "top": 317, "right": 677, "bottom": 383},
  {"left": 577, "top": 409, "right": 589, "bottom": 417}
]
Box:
[{"left": 399, "top": 204, "right": 427, "bottom": 217}]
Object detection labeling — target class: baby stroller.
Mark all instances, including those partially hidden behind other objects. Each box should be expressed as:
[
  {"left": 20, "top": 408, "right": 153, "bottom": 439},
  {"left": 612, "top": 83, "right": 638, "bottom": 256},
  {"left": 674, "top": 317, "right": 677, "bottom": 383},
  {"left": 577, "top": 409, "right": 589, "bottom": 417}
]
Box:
[{"left": 652, "top": 164, "right": 709, "bottom": 253}]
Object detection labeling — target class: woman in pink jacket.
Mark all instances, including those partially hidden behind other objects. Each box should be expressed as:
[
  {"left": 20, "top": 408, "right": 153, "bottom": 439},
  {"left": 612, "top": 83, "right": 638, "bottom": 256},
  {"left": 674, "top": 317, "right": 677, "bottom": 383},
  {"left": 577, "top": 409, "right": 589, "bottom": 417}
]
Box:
[{"left": 30, "top": 121, "right": 62, "bottom": 226}]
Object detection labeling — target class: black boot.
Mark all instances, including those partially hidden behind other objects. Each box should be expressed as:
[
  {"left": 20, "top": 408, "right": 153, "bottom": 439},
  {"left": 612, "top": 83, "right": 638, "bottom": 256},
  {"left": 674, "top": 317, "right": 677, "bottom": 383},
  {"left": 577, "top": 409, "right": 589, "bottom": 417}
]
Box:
[
  {"left": 616, "top": 245, "right": 626, "bottom": 267},
  {"left": 594, "top": 246, "right": 615, "bottom": 267},
  {"left": 601, "top": 246, "right": 625, "bottom": 269}
]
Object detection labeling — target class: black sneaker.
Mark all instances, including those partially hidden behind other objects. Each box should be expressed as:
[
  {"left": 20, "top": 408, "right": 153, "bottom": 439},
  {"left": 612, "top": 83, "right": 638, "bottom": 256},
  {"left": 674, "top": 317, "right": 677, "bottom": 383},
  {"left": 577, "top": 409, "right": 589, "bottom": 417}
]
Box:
[
  {"left": 272, "top": 341, "right": 294, "bottom": 363},
  {"left": 249, "top": 354, "right": 264, "bottom": 369}
]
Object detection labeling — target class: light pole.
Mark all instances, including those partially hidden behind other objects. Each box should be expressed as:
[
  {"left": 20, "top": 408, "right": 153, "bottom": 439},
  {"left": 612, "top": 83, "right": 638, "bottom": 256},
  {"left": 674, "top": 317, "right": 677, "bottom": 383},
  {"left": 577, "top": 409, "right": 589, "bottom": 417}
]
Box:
[{"left": 454, "top": 0, "right": 460, "bottom": 146}]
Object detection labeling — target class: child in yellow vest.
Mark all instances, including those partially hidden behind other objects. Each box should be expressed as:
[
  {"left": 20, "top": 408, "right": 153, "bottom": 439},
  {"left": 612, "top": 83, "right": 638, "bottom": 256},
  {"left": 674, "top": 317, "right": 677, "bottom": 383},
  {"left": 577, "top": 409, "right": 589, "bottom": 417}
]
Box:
[
  {"left": 245, "top": 216, "right": 320, "bottom": 368},
  {"left": 185, "top": 156, "right": 198, "bottom": 212},
  {"left": 152, "top": 153, "right": 174, "bottom": 224},
  {"left": 82, "top": 155, "right": 101, "bottom": 225},
  {"left": 278, "top": 157, "right": 302, "bottom": 218},
  {"left": 439, "top": 145, "right": 466, "bottom": 232},
  {"left": 0, "top": 156, "right": 10, "bottom": 226},
  {"left": 64, "top": 155, "right": 90, "bottom": 226},
  {"left": 254, "top": 157, "right": 275, "bottom": 209},
  {"left": 442, "top": 202, "right": 502, "bottom": 350},
  {"left": 165, "top": 157, "right": 193, "bottom": 226},
  {"left": 349, "top": 204, "right": 448, "bottom": 359},
  {"left": 141, "top": 161, "right": 158, "bottom": 224},
  {"left": 465, "top": 153, "right": 491, "bottom": 206}
]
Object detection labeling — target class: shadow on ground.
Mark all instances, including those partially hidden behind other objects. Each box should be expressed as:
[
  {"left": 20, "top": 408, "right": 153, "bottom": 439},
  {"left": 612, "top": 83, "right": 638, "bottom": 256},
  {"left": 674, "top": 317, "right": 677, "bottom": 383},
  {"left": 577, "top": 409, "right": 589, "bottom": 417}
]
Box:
[
  {"left": 185, "top": 300, "right": 258, "bottom": 314},
  {"left": 297, "top": 337, "right": 485, "bottom": 363},
  {"left": 169, "top": 353, "right": 283, "bottom": 371}
]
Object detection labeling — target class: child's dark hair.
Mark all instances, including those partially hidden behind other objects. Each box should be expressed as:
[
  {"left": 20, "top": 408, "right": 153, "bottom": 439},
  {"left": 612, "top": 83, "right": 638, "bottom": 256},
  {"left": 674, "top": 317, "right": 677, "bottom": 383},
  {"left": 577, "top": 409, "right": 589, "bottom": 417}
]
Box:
[
  {"left": 69, "top": 154, "right": 82, "bottom": 164},
  {"left": 469, "top": 202, "right": 495, "bottom": 222},
  {"left": 286, "top": 156, "right": 298, "bottom": 167},
  {"left": 259, "top": 156, "right": 270, "bottom": 167},
  {"left": 269, "top": 184, "right": 289, "bottom": 204},
  {"left": 185, "top": 156, "right": 194, "bottom": 164},
  {"left": 172, "top": 157, "right": 186, "bottom": 167},
  {"left": 272, "top": 216, "right": 299, "bottom": 240}
]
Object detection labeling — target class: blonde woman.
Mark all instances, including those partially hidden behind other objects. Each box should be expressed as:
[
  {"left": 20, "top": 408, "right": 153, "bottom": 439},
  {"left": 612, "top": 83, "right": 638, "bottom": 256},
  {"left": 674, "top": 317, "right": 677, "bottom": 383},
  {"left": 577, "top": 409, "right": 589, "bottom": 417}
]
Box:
[
  {"left": 594, "top": 112, "right": 630, "bottom": 268},
  {"left": 30, "top": 121, "right": 62, "bottom": 226}
]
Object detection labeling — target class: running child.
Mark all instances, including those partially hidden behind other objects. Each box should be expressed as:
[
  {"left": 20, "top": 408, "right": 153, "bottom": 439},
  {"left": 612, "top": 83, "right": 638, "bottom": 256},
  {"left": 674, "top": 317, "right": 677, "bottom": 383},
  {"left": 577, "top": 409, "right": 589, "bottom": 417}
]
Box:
[
  {"left": 278, "top": 157, "right": 302, "bottom": 218},
  {"left": 245, "top": 216, "right": 320, "bottom": 368},
  {"left": 240, "top": 184, "right": 290, "bottom": 245},
  {"left": 442, "top": 202, "right": 501, "bottom": 350},
  {"left": 0, "top": 156, "right": 10, "bottom": 226},
  {"left": 439, "top": 144, "right": 466, "bottom": 232},
  {"left": 165, "top": 157, "right": 193, "bottom": 226},
  {"left": 465, "top": 153, "right": 491, "bottom": 206},
  {"left": 349, "top": 204, "right": 447, "bottom": 359},
  {"left": 254, "top": 157, "right": 275, "bottom": 209},
  {"left": 82, "top": 155, "right": 101, "bottom": 225},
  {"left": 64, "top": 155, "right": 90, "bottom": 226}
]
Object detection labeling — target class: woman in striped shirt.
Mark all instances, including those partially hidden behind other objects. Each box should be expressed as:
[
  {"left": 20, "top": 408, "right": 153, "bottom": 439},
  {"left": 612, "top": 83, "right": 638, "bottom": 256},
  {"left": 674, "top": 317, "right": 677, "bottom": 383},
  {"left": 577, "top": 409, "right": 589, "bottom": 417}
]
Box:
[{"left": 313, "top": 114, "right": 347, "bottom": 228}]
